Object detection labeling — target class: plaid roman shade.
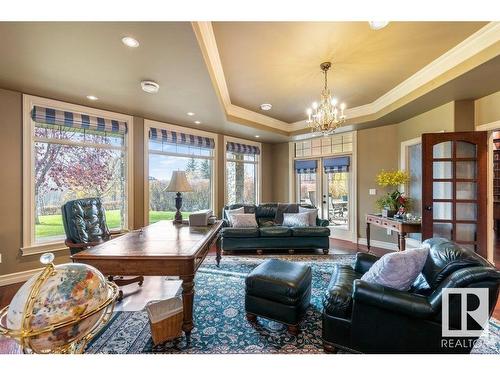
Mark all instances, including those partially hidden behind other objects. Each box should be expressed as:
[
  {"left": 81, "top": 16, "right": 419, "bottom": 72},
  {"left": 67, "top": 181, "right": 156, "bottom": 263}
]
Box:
[
  {"left": 31, "top": 106, "right": 128, "bottom": 134},
  {"left": 149, "top": 127, "right": 215, "bottom": 149},
  {"left": 324, "top": 156, "right": 350, "bottom": 173},
  {"left": 226, "top": 141, "right": 260, "bottom": 155},
  {"left": 295, "top": 159, "right": 317, "bottom": 174}
]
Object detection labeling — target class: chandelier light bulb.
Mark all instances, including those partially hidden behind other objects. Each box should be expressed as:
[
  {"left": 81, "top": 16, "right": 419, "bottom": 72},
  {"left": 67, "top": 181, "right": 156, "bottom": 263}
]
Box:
[
  {"left": 331, "top": 98, "right": 338, "bottom": 106},
  {"left": 312, "top": 102, "right": 318, "bottom": 110}
]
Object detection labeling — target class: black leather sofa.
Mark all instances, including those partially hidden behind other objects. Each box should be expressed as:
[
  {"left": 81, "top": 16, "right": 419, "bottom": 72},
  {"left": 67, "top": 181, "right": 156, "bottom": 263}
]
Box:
[
  {"left": 220, "top": 203, "right": 330, "bottom": 254},
  {"left": 322, "top": 238, "right": 500, "bottom": 354}
]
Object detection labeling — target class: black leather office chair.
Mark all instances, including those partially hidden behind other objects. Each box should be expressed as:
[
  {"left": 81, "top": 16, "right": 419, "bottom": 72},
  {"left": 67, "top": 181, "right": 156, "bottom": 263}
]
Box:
[{"left": 61, "top": 198, "right": 143, "bottom": 300}]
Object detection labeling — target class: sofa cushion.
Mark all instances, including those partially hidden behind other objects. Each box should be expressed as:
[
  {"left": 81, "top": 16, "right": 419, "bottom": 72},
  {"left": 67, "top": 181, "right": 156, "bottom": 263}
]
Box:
[
  {"left": 225, "top": 207, "right": 244, "bottom": 226},
  {"left": 291, "top": 227, "right": 330, "bottom": 237},
  {"left": 222, "top": 228, "right": 260, "bottom": 238},
  {"left": 259, "top": 226, "right": 292, "bottom": 237},
  {"left": 283, "top": 212, "right": 310, "bottom": 227},
  {"left": 361, "top": 247, "right": 429, "bottom": 291},
  {"left": 257, "top": 218, "right": 275, "bottom": 227},
  {"left": 421, "top": 238, "right": 489, "bottom": 289},
  {"left": 323, "top": 264, "right": 362, "bottom": 318},
  {"left": 246, "top": 259, "right": 312, "bottom": 305},
  {"left": 274, "top": 203, "right": 299, "bottom": 225},
  {"left": 255, "top": 203, "right": 278, "bottom": 220}
]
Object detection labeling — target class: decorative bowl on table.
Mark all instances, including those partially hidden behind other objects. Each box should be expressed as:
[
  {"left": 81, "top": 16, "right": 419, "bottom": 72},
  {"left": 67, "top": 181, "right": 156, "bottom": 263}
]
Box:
[{"left": 0, "top": 253, "right": 118, "bottom": 354}]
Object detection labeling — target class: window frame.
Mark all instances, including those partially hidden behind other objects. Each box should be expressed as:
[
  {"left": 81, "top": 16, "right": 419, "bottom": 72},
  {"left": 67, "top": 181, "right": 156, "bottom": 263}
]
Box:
[
  {"left": 21, "top": 94, "right": 134, "bottom": 256},
  {"left": 223, "top": 135, "right": 262, "bottom": 205},
  {"left": 143, "top": 119, "right": 218, "bottom": 226}
]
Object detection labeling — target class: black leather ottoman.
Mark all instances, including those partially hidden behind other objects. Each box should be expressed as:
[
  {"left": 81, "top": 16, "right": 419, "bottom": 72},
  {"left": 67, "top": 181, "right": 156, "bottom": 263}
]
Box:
[{"left": 245, "top": 259, "right": 312, "bottom": 334}]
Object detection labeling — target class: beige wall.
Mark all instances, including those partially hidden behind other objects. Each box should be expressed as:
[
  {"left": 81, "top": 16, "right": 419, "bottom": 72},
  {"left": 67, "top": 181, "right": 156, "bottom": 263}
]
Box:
[
  {"left": 270, "top": 143, "right": 290, "bottom": 203},
  {"left": 357, "top": 124, "right": 399, "bottom": 243},
  {"left": 475, "top": 90, "right": 500, "bottom": 127},
  {"left": 0, "top": 89, "right": 273, "bottom": 276}
]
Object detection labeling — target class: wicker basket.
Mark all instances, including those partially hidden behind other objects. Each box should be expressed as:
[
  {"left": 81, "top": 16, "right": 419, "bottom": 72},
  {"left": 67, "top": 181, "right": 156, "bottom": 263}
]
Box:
[{"left": 146, "top": 297, "right": 183, "bottom": 345}]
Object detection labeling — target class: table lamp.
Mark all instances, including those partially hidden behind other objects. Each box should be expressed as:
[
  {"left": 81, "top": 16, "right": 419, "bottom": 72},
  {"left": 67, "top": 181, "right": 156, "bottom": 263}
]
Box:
[{"left": 165, "top": 170, "right": 193, "bottom": 224}]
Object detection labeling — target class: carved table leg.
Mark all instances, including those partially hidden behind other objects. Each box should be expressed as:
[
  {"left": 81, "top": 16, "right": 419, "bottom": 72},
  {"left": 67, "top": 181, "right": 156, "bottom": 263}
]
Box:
[
  {"left": 366, "top": 222, "right": 371, "bottom": 253},
  {"left": 323, "top": 343, "right": 338, "bottom": 353},
  {"left": 397, "top": 233, "right": 401, "bottom": 251},
  {"left": 399, "top": 232, "right": 407, "bottom": 251},
  {"left": 181, "top": 275, "right": 195, "bottom": 345},
  {"left": 215, "top": 235, "right": 222, "bottom": 267},
  {"left": 246, "top": 313, "right": 257, "bottom": 323}
]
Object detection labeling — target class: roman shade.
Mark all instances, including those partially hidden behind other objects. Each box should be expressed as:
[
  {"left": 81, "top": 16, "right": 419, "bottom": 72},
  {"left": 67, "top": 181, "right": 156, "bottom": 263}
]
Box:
[
  {"left": 323, "top": 156, "right": 350, "bottom": 173},
  {"left": 31, "top": 105, "right": 128, "bottom": 134},
  {"left": 226, "top": 141, "right": 260, "bottom": 155},
  {"left": 295, "top": 160, "right": 317, "bottom": 174},
  {"left": 149, "top": 127, "right": 215, "bottom": 149}
]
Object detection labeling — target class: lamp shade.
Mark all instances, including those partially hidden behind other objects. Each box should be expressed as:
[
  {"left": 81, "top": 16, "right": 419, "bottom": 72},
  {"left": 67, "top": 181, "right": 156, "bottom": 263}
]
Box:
[{"left": 165, "top": 171, "right": 193, "bottom": 192}]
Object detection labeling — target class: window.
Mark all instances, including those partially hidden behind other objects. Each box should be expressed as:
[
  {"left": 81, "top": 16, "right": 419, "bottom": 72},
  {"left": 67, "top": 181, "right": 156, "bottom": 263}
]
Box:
[
  {"left": 22, "top": 95, "right": 133, "bottom": 251},
  {"left": 225, "top": 138, "right": 261, "bottom": 205},
  {"left": 145, "top": 121, "right": 216, "bottom": 224}
]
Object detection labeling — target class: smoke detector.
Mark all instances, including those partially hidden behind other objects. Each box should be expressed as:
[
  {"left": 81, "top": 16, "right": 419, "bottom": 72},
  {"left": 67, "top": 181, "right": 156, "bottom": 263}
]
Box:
[
  {"left": 141, "top": 80, "right": 160, "bottom": 94},
  {"left": 260, "top": 103, "right": 272, "bottom": 111}
]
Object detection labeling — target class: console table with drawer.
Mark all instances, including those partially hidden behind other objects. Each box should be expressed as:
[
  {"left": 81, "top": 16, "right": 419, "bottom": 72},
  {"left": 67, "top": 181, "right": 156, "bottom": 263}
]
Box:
[{"left": 365, "top": 214, "right": 422, "bottom": 252}]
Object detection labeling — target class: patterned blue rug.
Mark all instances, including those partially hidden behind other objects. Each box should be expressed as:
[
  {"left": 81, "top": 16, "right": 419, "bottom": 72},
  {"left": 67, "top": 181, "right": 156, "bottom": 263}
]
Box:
[{"left": 85, "top": 254, "right": 500, "bottom": 354}]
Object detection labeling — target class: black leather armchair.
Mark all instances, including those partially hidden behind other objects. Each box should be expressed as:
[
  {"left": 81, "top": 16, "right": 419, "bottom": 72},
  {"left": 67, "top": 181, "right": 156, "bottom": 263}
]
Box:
[
  {"left": 61, "top": 198, "right": 143, "bottom": 300},
  {"left": 322, "top": 238, "right": 500, "bottom": 354}
]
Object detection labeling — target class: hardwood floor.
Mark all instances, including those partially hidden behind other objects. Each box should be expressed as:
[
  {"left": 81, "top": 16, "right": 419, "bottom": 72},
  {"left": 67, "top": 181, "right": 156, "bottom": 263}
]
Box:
[{"left": 0, "top": 239, "right": 498, "bottom": 354}]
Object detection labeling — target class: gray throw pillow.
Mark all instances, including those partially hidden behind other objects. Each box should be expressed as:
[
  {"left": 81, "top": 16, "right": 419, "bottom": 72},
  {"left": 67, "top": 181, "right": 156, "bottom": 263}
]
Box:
[
  {"left": 361, "top": 247, "right": 429, "bottom": 291},
  {"left": 299, "top": 206, "right": 318, "bottom": 226},
  {"left": 274, "top": 203, "right": 299, "bottom": 225},
  {"left": 282, "top": 212, "right": 310, "bottom": 227},
  {"left": 231, "top": 213, "right": 258, "bottom": 228},
  {"left": 225, "top": 207, "right": 244, "bottom": 226}
]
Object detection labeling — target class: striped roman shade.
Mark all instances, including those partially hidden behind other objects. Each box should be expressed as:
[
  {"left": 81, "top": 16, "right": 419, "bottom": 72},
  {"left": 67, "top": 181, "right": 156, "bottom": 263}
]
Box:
[
  {"left": 324, "top": 156, "right": 350, "bottom": 173},
  {"left": 31, "top": 106, "right": 128, "bottom": 134},
  {"left": 295, "top": 159, "right": 317, "bottom": 174},
  {"left": 149, "top": 127, "right": 215, "bottom": 149},
  {"left": 226, "top": 141, "right": 260, "bottom": 155}
]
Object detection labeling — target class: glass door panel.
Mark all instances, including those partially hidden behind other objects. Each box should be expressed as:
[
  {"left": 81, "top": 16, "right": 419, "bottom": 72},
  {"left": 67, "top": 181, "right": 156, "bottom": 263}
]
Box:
[
  {"left": 325, "top": 171, "right": 349, "bottom": 230},
  {"left": 422, "top": 132, "right": 487, "bottom": 257},
  {"left": 297, "top": 172, "right": 318, "bottom": 206}
]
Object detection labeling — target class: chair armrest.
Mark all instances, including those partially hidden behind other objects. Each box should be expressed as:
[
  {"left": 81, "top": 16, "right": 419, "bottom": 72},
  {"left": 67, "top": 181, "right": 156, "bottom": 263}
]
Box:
[
  {"left": 65, "top": 239, "right": 102, "bottom": 249},
  {"left": 353, "top": 279, "right": 435, "bottom": 319},
  {"left": 316, "top": 218, "right": 330, "bottom": 227},
  {"left": 354, "top": 253, "right": 380, "bottom": 274}
]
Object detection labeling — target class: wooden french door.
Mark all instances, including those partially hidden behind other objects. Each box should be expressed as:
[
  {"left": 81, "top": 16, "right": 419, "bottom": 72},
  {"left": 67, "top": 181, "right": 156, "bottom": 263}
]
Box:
[{"left": 422, "top": 132, "right": 488, "bottom": 257}]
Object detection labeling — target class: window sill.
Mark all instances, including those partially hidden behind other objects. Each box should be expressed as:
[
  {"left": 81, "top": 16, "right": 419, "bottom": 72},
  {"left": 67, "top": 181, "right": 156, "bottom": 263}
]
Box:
[{"left": 21, "top": 241, "right": 69, "bottom": 257}]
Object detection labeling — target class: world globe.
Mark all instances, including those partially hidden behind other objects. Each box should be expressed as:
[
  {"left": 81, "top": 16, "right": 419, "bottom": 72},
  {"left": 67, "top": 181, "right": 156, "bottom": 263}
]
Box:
[{"left": 0, "top": 253, "right": 118, "bottom": 354}]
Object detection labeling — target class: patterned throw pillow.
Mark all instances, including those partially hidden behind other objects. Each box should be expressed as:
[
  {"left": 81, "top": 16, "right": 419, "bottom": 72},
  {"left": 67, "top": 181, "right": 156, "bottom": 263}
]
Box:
[
  {"left": 361, "top": 247, "right": 429, "bottom": 291},
  {"left": 298, "top": 206, "right": 318, "bottom": 226},
  {"left": 231, "top": 213, "right": 258, "bottom": 228},
  {"left": 282, "top": 212, "right": 310, "bottom": 227},
  {"left": 225, "top": 207, "right": 244, "bottom": 226}
]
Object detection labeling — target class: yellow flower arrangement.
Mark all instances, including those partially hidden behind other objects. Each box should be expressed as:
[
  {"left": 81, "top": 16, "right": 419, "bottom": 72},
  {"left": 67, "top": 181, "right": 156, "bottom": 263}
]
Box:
[{"left": 376, "top": 170, "right": 410, "bottom": 187}]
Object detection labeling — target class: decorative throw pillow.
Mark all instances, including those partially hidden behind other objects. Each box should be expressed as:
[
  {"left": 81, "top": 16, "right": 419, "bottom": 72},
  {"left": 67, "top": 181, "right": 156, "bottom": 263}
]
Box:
[
  {"left": 299, "top": 206, "right": 318, "bottom": 226},
  {"left": 274, "top": 203, "right": 299, "bottom": 225},
  {"left": 225, "top": 207, "right": 244, "bottom": 226},
  {"left": 231, "top": 213, "right": 258, "bottom": 228},
  {"left": 361, "top": 247, "right": 429, "bottom": 291},
  {"left": 282, "top": 212, "right": 310, "bottom": 227}
]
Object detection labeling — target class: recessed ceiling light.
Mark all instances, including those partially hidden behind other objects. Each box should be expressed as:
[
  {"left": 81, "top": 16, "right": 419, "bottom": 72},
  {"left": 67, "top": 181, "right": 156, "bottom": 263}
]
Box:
[
  {"left": 187, "top": 112, "right": 195, "bottom": 116},
  {"left": 122, "top": 36, "right": 140, "bottom": 48},
  {"left": 255, "top": 135, "right": 260, "bottom": 138},
  {"left": 194, "top": 121, "right": 201, "bottom": 125},
  {"left": 368, "top": 21, "right": 389, "bottom": 30},
  {"left": 86, "top": 95, "right": 98, "bottom": 101},
  {"left": 260, "top": 103, "right": 272, "bottom": 111},
  {"left": 141, "top": 80, "right": 160, "bottom": 94}
]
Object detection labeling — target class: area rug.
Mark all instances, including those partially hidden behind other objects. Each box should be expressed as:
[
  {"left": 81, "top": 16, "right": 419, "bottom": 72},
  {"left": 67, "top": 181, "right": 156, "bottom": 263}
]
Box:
[{"left": 85, "top": 254, "right": 500, "bottom": 354}]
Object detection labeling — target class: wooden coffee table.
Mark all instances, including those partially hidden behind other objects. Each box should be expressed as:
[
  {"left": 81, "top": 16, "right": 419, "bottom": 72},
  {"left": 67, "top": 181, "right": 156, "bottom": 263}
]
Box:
[{"left": 72, "top": 220, "right": 223, "bottom": 343}]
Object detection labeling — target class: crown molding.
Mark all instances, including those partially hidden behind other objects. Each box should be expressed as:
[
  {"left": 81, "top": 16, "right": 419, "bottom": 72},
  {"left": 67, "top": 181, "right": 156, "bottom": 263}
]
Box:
[{"left": 193, "top": 22, "right": 500, "bottom": 136}]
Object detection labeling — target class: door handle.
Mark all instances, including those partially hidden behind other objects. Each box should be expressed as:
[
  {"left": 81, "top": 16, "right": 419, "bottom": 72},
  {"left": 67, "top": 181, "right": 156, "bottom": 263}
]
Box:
[
  {"left": 323, "top": 201, "right": 327, "bottom": 204},
  {"left": 425, "top": 205, "right": 432, "bottom": 211}
]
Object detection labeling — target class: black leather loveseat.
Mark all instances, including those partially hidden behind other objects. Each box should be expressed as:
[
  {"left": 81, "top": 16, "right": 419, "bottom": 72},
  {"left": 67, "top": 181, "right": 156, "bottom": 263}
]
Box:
[
  {"left": 322, "top": 238, "right": 500, "bottom": 353},
  {"left": 220, "top": 203, "right": 330, "bottom": 254}
]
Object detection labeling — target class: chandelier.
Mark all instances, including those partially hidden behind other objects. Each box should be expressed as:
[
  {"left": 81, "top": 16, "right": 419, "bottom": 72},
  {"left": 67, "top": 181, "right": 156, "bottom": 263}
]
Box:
[{"left": 306, "top": 62, "right": 346, "bottom": 135}]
